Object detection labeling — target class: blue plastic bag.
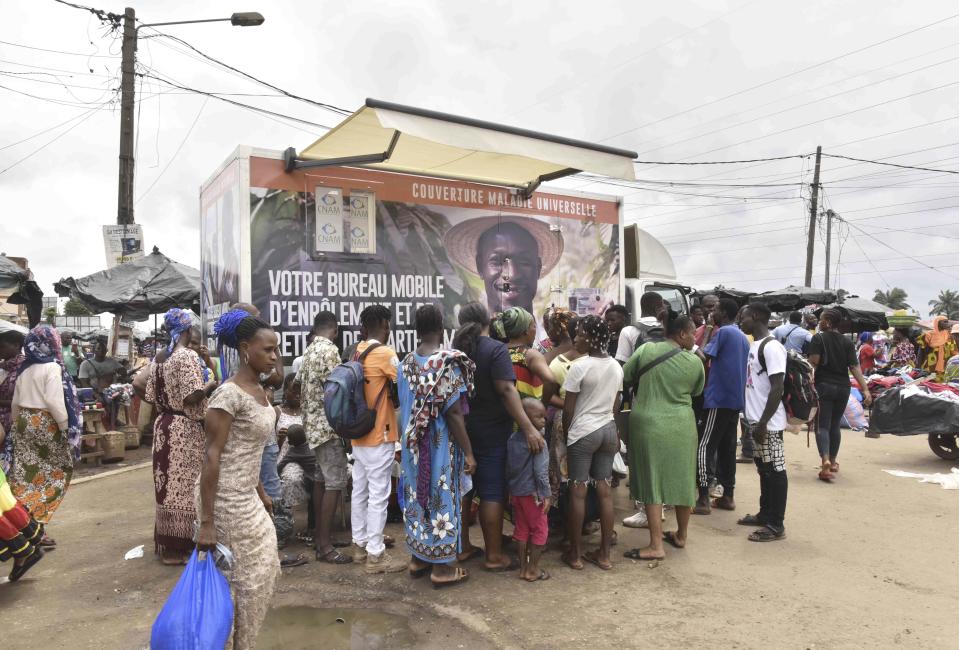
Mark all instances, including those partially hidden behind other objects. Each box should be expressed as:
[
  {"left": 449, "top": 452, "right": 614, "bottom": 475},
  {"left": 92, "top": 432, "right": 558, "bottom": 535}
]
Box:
[{"left": 151, "top": 548, "right": 234, "bottom": 650}]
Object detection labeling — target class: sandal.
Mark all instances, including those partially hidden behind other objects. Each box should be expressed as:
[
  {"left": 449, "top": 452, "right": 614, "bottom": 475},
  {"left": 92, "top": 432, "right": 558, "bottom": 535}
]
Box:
[
  {"left": 583, "top": 550, "right": 612, "bottom": 570},
  {"left": 711, "top": 497, "right": 736, "bottom": 511},
  {"left": 295, "top": 532, "right": 314, "bottom": 546},
  {"left": 662, "top": 531, "right": 685, "bottom": 549},
  {"left": 280, "top": 553, "right": 309, "bottom": 568},
  {"left": 623, "top": 548, "right": 665, "bottom": 561},
  {"left": 562, "top": 552, "right": 584, "bottom": 571},
  {"left": 748, "top": 527, "right": 786, "bottom": 543},
  {"left": 483, "top": 556, "right": 520, "bottom": 572},
  {"left": 524, "top": 569, "right": 551, "bottom": 582},
  {"left": 431, "top": 567, "right": 469, "bottom": 589},
  {"left": 39, "top": 535, "right": 56, "bottom": 549},
  {"left": 457, "top": 546, "right": 484, "bottom": 563},
  {"left": 9, "top": 549, "right": 44, "bottom": 582},
  {"left": 818, "top": 469, "right": 834, "bottom": 482},
  {"left": 316, "top": 548, "right": 354, "bottom": 564},
  {"left": 737, "top": 514, "right": 766, "bottom": 527},
  {"left": 830, "top": 462, "right": 840, "bottom": 473}
]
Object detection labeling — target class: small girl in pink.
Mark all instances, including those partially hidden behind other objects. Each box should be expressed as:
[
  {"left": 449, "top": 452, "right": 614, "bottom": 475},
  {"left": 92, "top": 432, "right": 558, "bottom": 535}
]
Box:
[{"left": 507, "top": 398, "right": 551, "bottom": 582}]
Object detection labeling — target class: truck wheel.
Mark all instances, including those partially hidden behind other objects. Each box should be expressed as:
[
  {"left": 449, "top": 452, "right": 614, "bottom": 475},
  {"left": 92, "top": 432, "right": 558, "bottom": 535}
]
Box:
[{"left": 928, "top": 434, "right": 959, "bottom": 460}]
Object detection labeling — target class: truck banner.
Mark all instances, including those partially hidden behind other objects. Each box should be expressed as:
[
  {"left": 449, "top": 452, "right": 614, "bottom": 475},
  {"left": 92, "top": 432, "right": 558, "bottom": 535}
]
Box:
[
  {"left": 248, "top": 157, "right": 621, "bottom": 362},
  {"left": 200, "top": 159, "right": 241, "bottom": 348}
]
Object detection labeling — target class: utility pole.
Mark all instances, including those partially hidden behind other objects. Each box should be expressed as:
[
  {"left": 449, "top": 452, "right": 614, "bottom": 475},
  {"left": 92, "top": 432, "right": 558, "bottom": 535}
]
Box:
[
  {"left": 803, "top": 145, "right": 822, "bottom": 287},
  {"left": 117, "top": 7, "right": 136, "bottom": 225},
  {"left": 824, "top": 208, "right": 834, "bottom": 289}
]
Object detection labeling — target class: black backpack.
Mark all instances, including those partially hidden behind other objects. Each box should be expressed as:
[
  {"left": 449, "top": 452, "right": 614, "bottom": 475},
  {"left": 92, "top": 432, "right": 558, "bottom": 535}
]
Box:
[{"left": 757, "top": 337, "right": 819, "bottom": 425}]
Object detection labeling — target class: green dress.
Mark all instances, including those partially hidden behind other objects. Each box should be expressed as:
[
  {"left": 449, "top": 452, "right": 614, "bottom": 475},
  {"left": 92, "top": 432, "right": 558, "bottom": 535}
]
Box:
[{"left": 623, "top": 342, "right": 705, "bottom": 507}]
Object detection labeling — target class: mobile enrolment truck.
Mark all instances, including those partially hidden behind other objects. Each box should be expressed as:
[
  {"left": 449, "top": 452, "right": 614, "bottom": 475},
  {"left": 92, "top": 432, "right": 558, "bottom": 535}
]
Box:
[{"left": 199, "top": 99, "right": 686, "bottom": 365}]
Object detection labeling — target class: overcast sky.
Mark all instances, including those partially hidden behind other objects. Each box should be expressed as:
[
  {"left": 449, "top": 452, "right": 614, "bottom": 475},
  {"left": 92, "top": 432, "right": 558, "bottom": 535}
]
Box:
[{"left": 2, "top": 0, "right": 957, "bottom": 316}]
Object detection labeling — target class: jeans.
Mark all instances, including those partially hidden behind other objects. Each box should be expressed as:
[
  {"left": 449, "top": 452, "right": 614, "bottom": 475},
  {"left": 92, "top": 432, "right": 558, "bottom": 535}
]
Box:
[
  {"left": 697, "top": 408, "right": 740, "bottom": 497},
  {"left": 259, "top": 442, "right": 282, "bottom": 501},
  {"left": 815, "top": 381, "right": 850, "bottom": 459},
  {"left": 351, "top": 442, "right": 394, "bottom": 556}
]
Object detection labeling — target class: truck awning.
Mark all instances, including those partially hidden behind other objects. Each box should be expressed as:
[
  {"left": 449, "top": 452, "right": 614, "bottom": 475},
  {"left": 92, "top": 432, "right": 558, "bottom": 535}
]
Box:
[{"left": 284, "top": 98, "right": 637, "bottom": 195}]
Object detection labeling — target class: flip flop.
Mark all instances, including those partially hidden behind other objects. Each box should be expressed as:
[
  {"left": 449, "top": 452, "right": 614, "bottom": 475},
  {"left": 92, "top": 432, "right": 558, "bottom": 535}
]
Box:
[
  {"left": 39, "top": 536, "right": 56, "bottom": 549},
  {"left": 9, "top": 549, "right": 44, "bottom": 582},
  {"left": 582, "top": 550, "right": 612, "bottom": 570},
  {"left": 280, "top": 553, "right": 309, "bottom": 568},
  {"left": 457, "top": 546, "right": 485, "bottom": 562},
  {"left": 623, "top": 548, "right": 665, "bottom": 561},
  {"left": 662, "top": 531, "right": 685, "bottom": 549},
  {"left": 523, "top": 569, "right": 551, "bottom": 582},
  {"left": 711, "top": 498, "right": 736, "bottom": 511},
  {"left": 748, "top": 527, "right": 786, "bottom": 543},
  {"left": 431, "top": 567, "right": 469, "bottom": 589},
  {"left": 562, "top": 553, "right": 584, "bottom": 570},
  {"left": 483, "top": 556, "right": 520, "bottom": 572}
]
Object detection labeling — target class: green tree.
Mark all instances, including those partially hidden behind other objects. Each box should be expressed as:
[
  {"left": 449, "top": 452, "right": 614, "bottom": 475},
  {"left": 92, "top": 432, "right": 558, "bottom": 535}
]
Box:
[
  {"left": 929, "top": 289, "right": 959, "bottom": 319},
  {"left": 43, "top": 306, "right": 57, "bottom": 324},
  {"left": 63, "top": 298, "right": 92, "bottom": 316},
  {"left": 873, "top": 287, "right": 910, "bottom": 310}
]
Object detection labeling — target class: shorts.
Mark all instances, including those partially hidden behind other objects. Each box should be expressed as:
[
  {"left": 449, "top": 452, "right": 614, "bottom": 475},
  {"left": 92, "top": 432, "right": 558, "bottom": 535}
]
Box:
[
  {"left": 472, "top": 445, "right": 507, "bottom": 503},
  {"left": 567, "top": 421, "right": 618, "bottom": 484},
  {"left": 511, "top": 495, "right": 548, "bottom": 546},
  {"left": 313, "top": 438, "right": 348, "bottom": 491},
  {"left": 750, "top": 426, "right": 786, "bottom": 473}
]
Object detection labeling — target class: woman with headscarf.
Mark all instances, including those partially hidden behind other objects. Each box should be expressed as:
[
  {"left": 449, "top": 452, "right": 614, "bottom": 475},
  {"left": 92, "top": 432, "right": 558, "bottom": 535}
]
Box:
[
  {"left": 196, "top": 309, "right": 281, "bottom": 650},
  {"left": 146, "top": 308, "right": 217, "bottom": 565},
  {"left": 9, "top": 325, "right": 81, "bottom": 544},
  {"left": 560, "top": 315, "right": 622, "bottom": 571},
  {"left": 401, "top": 304, "right": 477, "bottom": 587},
  {"left": 0, "top": 322, "right": 27, "bottom": 473},
  {"left": 491, "top": 307, "right": 558, "bottom": 403},
  {"left": 921, "top": 316, "right": 956, "bottom": 382}
]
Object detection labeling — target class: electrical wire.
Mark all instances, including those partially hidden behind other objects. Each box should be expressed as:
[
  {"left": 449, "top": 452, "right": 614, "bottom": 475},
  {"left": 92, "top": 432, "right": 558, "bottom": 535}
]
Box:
[
  {"left": 135, "top": 96, "right": 208, "bottom": 204},
  {"left": 822, "top": 153, "right": 959, "bottom": 175},
  {"left": 0, "top": 38, "right": 119, "bottom": 58},
  {"left": 0, "top": 106, "right": 101, "bottom": 175},
  {"left": 598, "top": 11, "right": 959, "bottom": 143}
]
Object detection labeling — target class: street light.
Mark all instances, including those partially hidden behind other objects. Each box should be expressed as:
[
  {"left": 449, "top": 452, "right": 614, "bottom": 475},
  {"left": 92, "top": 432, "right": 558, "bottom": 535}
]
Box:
[{"left": 116, "top": 9, "right": 265, "bottom": 226}]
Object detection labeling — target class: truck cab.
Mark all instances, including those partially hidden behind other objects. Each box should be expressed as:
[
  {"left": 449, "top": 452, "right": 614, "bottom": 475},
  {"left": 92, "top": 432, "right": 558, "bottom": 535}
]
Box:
[{"left": 622, "top": 224, "right": 690, "bottom": 317}]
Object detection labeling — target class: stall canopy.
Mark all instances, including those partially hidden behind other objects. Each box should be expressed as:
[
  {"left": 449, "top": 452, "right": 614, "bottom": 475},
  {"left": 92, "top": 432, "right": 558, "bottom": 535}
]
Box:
[
  {"left": 0, "top": 254, "right": 43, "bottom": 327},
  {"left": 54, "top": 247, "right": 200, "bottom": 320},
  {"left": 753, "top": 286, "right": 837, "bottom": 312},
  {"left": 284, "top": 98, "right": 638, "bottom": 196},
  {"left": 818, "top": 297, "right": 891, "bottom": 333}
]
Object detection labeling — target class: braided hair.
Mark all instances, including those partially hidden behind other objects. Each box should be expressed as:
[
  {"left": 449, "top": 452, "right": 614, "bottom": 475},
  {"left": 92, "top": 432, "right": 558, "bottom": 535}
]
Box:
[
  {"left": 214, "top": 308, "right": 271, "bottom": 350},
  {"left": 577, "top": 315, "right": 610, "bottom": 354},
  {"left": 453, "top": 302, "right": 489, "bottom": 361}
]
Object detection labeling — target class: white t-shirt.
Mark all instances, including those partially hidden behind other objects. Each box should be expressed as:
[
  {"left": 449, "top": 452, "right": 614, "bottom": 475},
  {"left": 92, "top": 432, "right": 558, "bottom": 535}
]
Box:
[
  {"left": 614, "top": 316, "right": 661, "bottom": 363},
  {"left": 563, "top": 356, "right": 623, "bottom": 445},
  {"left": 744, "top": 337, "right": 787, "bottom": 431}
]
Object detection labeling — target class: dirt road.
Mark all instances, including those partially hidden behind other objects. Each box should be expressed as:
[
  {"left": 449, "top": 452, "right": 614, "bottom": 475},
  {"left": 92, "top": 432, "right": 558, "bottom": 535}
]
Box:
[{"left": 3, "top": 431, "right": 957, "bottom": 649}]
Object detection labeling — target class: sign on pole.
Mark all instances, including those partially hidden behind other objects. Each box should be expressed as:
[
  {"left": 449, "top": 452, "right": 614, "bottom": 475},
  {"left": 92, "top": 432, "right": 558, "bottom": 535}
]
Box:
[{"left": 102, "top": 224, "right": 144, "bottom": 267}]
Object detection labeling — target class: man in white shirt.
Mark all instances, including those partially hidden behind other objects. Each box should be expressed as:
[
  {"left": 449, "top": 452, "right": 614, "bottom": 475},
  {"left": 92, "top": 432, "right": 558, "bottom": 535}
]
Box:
[
  {"left": 738, "top": 302, "right": 788, "bottom": 542},
  {"left": 615, "top": 292, "right": 665, "bottom": 364}
]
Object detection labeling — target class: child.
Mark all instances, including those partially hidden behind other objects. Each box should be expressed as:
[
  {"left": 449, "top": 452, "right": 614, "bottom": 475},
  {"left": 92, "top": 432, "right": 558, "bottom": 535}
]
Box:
[
  {"left": 1, "top": 424, "right": 45, "bottom": 582},
  {"left": 507, "top": 398, "right": 551, "bottom": 582}
]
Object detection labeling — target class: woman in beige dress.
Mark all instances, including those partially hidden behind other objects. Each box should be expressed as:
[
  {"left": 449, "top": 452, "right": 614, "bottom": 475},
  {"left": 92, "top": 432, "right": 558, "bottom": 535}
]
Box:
[{"left": 197, "top": 310, "right": 280, "bottom": 649}]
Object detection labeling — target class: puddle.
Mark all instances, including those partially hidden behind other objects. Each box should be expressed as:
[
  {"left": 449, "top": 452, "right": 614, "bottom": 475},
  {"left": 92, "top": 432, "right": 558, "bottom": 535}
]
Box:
[{"left": 258, "top": 606, "right": 418, "bottom": 649}]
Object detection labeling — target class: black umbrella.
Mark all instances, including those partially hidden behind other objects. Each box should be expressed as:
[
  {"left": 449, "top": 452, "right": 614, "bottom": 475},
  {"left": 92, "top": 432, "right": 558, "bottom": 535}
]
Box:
[
  {"left": 54, "top": 247, "right": 200, "bottom": 321},
  {"left": 753, "top": 285, "right": 837, "bottom": 312},
  {"left": 817, "top": 297, "right": 891, "bottom": 333},
  {"left": 0, "top": 254, "right": 43, "bottom": 327}
]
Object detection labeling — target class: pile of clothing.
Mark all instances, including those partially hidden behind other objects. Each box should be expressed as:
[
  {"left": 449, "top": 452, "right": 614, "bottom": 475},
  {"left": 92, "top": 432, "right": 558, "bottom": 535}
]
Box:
[{"left": 869, "top": 381, "right": 959, "bottom": 436}]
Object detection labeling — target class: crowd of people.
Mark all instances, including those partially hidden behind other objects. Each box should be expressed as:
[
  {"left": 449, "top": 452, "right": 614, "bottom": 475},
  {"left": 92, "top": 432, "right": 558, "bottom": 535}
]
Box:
[{"left": 3, "top": 293, "right": 957, "bottom": 649}]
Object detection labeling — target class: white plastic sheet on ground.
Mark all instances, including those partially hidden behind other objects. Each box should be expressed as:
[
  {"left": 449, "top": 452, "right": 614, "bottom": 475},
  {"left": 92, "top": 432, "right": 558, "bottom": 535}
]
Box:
[
  {"left": 124, "top": 544, "right": 145, "bottom": 560},
  {"left": 883, "top": 467, "right": 959, "bottom": 490}
]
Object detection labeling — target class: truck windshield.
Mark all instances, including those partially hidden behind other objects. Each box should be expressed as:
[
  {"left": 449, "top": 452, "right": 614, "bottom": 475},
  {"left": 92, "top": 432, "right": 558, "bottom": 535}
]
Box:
[{"left": 648, "top": 285, "right": 687, "bottom": 314}]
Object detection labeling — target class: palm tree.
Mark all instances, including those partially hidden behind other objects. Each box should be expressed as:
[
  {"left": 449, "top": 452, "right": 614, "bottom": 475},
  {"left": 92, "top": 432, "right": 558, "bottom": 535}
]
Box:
[
  {"left": 873, "top": 287, "right": 910, "bottom": 310},
  {"left": 929, "top": 289, "right": 959, "bottom": 318}
]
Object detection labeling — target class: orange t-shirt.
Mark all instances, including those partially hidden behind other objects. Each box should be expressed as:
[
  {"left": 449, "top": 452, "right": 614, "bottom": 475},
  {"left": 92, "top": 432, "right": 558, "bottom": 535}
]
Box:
[{"left": 351, "top": 340, "right": 399, "bottom": 447}]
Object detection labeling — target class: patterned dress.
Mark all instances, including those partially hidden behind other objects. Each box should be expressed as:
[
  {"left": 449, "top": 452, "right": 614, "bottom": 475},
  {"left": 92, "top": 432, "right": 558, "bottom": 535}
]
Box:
[
  {"left": 146, "top": 347, "right": 207, "bottom": 555},
  {"left": 197, "top": 382, "right": 280, "bottom": 650},
  {"left": 399, "top": 350, "right": 473, "bottom": 564},
  {"left": 0, "top": 354, "right": 24, "bottom": 473}
]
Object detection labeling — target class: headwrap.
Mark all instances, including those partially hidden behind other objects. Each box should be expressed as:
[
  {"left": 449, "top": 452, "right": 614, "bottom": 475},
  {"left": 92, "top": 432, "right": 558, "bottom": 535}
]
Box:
[
  {"left": 402, "top": 349, "right": 475, "bottom": 515},
  {"left": 578, "top": 315, "right": 610, "bottom": 353},
  {"left": 17, "top": 326, "right": 82, "bottom": 460},
  {"left": 491, "top": 307, "right": 534, "bottom": 341},
  {"left": 924, "top": 315, "right": 952, "bottom": 373},
  {"left": 858, "top": 332, "right": 873, "bottom": 345},
  {"left": 544, "top": 306, "right": 575, "bottom": 340},
  {"left": 213, "top": 308, "right": 251, "bottom": 350},
  {"left": 164, "top": 308, "right": 195, "bottom": 353}
]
